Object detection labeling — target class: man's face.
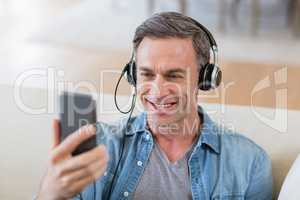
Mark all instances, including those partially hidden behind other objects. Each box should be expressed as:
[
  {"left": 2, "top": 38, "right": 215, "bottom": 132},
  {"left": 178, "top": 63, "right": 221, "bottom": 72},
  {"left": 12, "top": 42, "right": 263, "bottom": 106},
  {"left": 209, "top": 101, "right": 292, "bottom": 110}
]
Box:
[{"left": 136, "top": 37, "right": 199, "bottom": 126}]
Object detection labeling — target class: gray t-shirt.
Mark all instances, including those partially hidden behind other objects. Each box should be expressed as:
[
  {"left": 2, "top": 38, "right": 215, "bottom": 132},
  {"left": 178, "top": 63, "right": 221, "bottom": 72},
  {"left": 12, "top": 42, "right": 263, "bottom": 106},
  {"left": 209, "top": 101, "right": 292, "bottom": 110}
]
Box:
[{"left": 133, "top": 140, "right": 193, "bottom": 200}]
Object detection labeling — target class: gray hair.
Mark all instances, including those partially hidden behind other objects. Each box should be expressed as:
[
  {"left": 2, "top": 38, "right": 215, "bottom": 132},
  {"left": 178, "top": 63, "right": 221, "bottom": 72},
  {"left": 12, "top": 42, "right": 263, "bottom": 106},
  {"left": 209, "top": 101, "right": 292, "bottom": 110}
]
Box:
[{"left": 133, "top": 12, "right": 211, "bottom": 70}]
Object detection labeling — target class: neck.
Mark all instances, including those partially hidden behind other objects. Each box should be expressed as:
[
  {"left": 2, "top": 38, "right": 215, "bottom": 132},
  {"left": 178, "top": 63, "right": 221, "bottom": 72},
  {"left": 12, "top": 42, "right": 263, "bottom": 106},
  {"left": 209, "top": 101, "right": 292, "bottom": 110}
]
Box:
[{"left": 147, "top": 109, "right": 201, "bottom": 162}]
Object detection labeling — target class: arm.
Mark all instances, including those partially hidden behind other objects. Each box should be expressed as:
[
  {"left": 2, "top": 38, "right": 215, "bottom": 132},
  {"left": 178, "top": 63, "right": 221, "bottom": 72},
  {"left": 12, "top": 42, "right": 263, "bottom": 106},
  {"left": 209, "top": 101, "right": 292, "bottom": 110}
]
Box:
[{"left": 36, "top": 120, "right": 108, "bottom": 200}]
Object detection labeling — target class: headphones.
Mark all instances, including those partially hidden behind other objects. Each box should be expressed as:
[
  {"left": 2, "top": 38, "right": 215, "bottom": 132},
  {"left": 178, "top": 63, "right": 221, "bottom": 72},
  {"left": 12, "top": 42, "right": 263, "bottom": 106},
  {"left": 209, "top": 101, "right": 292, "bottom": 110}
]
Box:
[{"left": 122, "top": 17, "right": 222, "bottom": 91}]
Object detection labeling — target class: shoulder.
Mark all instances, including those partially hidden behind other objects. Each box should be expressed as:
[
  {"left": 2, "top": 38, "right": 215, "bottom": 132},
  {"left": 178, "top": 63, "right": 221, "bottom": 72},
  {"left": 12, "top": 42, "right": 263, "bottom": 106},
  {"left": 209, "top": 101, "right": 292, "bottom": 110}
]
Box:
[
  {"left": 219, "top": 128, "right": 271, "bottom": 168},
  {"left": 200, "top": 107, "right": 267, "bottom": 160},
  {"left": 222, "top": 128, "right": 266, "bottom": 154}
]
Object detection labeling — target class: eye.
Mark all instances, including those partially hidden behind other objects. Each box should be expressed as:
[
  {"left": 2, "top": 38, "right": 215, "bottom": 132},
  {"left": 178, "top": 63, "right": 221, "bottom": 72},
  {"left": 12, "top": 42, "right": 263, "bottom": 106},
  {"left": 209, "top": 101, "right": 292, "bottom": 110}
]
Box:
[
  {"left": 140, "top": 72, "right": 154, "bottom": 78},
  {"left": 167, "top": 73, "right": 183, "bottom": 79}
]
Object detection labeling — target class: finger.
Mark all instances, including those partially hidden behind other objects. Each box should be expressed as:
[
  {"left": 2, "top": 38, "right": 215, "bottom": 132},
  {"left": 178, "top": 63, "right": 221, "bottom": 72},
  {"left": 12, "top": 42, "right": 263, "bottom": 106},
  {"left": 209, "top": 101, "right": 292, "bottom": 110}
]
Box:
[
  {"left": 58, "top": 145, "right": 107, "bottom": 174},
  {"left": 69, "top": 163, "right": 106, "bottom": 194},
  {"left": 53, "top": 124, "right": 96, "bottom": 159},
  {"left": 52, "top": 119, "right": 61, "bottom": 149},
  {"left": 60, "top": 152, "right": 107, "bottom": 185}
]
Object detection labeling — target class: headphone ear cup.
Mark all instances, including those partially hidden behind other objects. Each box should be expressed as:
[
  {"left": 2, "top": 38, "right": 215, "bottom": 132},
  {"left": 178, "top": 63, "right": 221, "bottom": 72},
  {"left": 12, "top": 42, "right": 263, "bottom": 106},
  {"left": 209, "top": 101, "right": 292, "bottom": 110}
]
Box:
[
  {"left": 131, "top": 61, "right": 137, "bottom": 86},
  {"left": 214, "top": 66, "right": 222, "bottom": 88},
  {"left": 124, "top": 63, "right": 131, "bottom": 83},
  {"left": 198, "top": 64, "right": 215, "bottom": 91},
  {"left": 125, "top": 61, "right": 137, "bottom": 87}
]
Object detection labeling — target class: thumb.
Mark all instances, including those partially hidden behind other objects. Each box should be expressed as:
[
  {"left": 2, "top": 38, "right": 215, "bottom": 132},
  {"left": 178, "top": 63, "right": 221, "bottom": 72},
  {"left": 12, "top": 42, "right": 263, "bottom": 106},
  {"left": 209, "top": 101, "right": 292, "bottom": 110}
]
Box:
[{"left": 52, "top": 119, "right": 61, "bottom": 149}]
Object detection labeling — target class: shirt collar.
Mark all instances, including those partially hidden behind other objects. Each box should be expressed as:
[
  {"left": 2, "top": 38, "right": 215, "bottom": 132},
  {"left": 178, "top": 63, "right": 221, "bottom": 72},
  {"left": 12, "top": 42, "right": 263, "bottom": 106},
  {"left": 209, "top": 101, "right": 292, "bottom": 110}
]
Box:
[
  {"left": 196, "top": 106, "right": 220, "bottom": 154},
  {"left": 124, "top": 112, "right": 147, "bottom": 135},
  {"left": 126, "top": 106, "right": 220, "bottom": 154}
]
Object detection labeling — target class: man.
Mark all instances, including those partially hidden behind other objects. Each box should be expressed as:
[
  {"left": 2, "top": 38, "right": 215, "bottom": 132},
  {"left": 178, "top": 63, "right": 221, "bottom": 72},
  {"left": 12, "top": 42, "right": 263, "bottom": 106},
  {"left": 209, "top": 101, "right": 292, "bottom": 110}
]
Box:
[{"left": 36, "top": 12, "right": 273, "bottom": 200}]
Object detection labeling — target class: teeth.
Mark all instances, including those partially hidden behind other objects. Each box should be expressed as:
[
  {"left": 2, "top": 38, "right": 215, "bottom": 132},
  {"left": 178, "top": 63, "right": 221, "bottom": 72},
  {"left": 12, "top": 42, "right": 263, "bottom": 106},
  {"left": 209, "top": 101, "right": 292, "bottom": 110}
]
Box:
[
  {"left": 146, "top": 98, "right": 176, "bottom": 110},
  {"left": 154, "top": 103, "right": 173, "bottom": 109}
]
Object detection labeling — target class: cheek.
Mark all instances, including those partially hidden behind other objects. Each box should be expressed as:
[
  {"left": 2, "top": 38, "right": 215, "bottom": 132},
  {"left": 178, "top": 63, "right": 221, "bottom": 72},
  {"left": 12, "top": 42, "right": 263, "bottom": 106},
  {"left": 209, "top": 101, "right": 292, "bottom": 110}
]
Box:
[
  {"left": 185, "top": 77, "right": 199, "bottom": 96},
  {"left": 170, "top": 85, "right": 184, "bottom": 95},
  {"left": 137, "top": 81, "right": 196, "bottom": 97},
  {"left": 168, "top": 83, "right": 191, "bottom": 95},
  {"left": 137, "top": 83, "right": 151, "bottom": 99}
]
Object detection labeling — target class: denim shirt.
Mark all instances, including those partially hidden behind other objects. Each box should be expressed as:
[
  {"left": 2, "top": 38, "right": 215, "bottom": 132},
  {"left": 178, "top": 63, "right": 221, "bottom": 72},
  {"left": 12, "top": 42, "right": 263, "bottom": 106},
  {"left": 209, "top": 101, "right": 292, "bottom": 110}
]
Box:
[{"left": 73, "top": 107, "right": 273, "bottom": 200}]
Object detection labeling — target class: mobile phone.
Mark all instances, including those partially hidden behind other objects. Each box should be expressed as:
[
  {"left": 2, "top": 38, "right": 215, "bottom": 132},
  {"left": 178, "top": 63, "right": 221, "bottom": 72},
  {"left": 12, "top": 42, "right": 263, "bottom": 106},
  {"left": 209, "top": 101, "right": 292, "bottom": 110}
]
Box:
[{"left": 59, "top": 91, "right": 97, "bottom": 156}]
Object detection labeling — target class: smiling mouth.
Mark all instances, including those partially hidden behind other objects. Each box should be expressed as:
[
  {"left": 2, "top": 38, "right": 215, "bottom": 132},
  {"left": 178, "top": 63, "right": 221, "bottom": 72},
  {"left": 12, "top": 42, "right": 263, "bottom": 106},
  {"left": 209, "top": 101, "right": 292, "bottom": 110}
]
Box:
[{"left": 145, "top": 97, "right": 178, "bottom": 112}]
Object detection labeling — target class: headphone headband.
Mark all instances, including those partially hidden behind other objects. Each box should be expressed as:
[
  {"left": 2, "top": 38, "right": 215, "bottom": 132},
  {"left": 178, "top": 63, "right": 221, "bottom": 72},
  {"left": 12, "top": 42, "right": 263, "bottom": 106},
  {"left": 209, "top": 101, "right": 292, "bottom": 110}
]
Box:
[
  {"left": 188, "top": 17, "right": 218, "bottom": 67},
  {"left": 189, "top": 18, "right": 217, "bottom": 48}
]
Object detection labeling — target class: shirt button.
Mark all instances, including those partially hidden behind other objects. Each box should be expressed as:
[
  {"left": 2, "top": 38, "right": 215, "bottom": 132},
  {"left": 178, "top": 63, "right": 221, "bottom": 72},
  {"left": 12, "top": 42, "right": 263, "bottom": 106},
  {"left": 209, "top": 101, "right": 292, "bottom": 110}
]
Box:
[
  {"left": 103, "top": 171, "right": 107, "bottom": 176},
  {"left": 137, "top": 161, "right": 143, "bottom": 166},
  {"left": 145, "top": 134, "right": 150, "bottom": 140},
  {"left": 123, "top": 191, "right": 129, "bottom": 197}
]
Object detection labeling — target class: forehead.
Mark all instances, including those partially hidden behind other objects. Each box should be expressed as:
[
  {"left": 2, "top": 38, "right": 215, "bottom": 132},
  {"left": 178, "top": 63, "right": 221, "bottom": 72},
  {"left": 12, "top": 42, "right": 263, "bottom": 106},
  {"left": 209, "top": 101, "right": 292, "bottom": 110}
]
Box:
[{"left": 135, "top": 37, "right": 197, "bottom": 71}]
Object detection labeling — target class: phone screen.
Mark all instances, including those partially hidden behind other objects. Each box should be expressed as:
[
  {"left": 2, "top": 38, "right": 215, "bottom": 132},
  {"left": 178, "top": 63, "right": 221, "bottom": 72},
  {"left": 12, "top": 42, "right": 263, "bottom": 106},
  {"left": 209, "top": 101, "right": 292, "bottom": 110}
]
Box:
[{"left": 59, "top": 91, "right": 97, "bottom": 155}]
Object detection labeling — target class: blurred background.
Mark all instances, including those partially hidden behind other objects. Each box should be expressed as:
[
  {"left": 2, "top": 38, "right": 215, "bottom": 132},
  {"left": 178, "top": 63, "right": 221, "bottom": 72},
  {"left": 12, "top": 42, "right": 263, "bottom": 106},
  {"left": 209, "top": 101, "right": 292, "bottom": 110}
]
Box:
[{"left": 0, "top": 0, "right": 300, "bottom": 199}]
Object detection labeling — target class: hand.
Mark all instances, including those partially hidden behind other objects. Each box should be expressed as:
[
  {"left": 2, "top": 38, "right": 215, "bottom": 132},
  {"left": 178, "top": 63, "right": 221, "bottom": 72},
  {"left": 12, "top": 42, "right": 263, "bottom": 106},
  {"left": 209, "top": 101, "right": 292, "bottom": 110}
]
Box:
[{"left": 36, "top": 120, "right": 108, "bottom": 200}]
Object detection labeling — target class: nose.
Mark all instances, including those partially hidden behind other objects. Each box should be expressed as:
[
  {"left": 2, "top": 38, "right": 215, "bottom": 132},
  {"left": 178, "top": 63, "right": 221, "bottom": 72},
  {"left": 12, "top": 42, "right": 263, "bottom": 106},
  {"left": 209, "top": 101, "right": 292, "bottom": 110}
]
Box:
[{"left": 148, "top": 75, "right": 169, "bottom": 99}]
